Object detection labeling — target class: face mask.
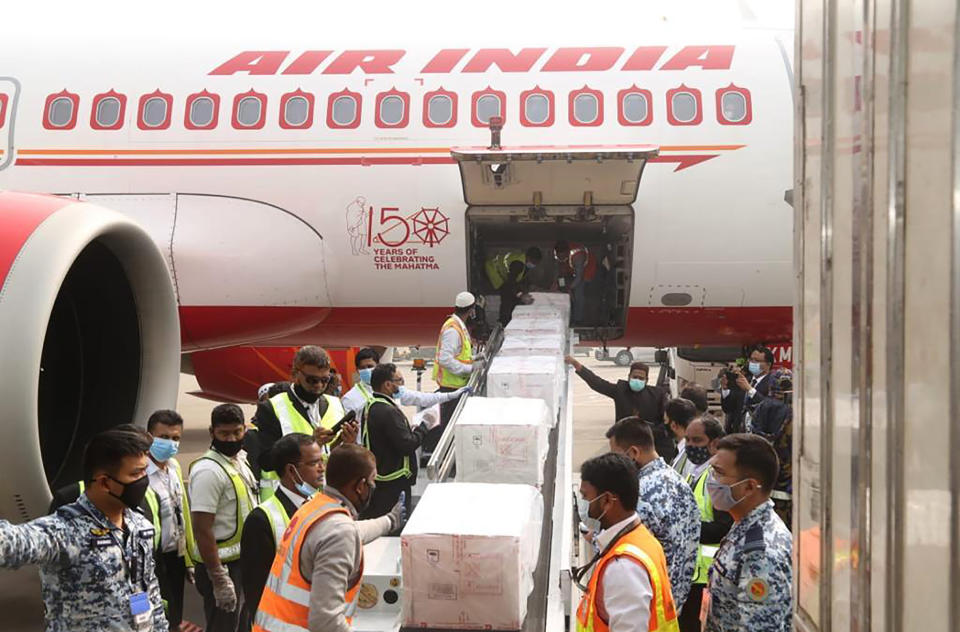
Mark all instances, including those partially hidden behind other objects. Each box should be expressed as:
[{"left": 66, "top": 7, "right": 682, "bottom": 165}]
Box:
[
  {"left": 685, "top": 444, "right": 712, "bottom": 465},
  {"left": 357, "top": 368, "right": 373, "bottom": 385},
  {"left": 393, "top": 385, "right": 405, "bottom": 400},
  {"left": 628, "top": 378, "right": 646, "bottom": 392},
  {"left": 576, "top": 492, "right": 608, "bottom": 533},
  {"left": 107, "top": 474, "right": 150, "bottom": 509},
  {"left": 212, "top": 437, "right": 243, "bottom": 458},
  {"left": 294, "top": 382, "right": 321, "bottom": 404},
  {"left": 149, "top": 437, "right": 179, "bottom": 462},
  {"left": 748, "top": 362, "right": 762, "bottom": 376},
  {"left": 525, "top": 261, "right": 536, "bottom": 270},
  {"left": 706, "top": 472, "right": 751, "bottom": 511},
  {"left": 357, "top": 479, "right": 376, "bottom": 512},
  {"left": 292, "top": 468, "right": 318, "bottom": 499}
]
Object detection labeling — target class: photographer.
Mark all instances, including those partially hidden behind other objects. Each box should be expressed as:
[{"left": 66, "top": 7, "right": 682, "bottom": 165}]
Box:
[{"left": 721, "top": 345, "right": 778, "bottom": 434}]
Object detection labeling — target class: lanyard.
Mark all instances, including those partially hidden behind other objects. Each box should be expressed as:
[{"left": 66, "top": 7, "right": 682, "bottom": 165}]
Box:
[
  {"left": 571, "top": 519, "right": 641, "bottom": 592},
  {"left": 82, "top": 507, "right": 147, "bottom": 592}
]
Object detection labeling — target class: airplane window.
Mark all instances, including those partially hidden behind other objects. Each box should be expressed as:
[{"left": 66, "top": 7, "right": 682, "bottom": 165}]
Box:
[
  {"left": 573, "top": 93, "right": 599, "bottom": 124},
  {"left": 142, "top": 97, "right": 168, "bottom": 128},
  {"left": 671, "top": 92, "right": 698, "bottom": 123},
  {"left": 332, "top": 96, "right": 357, "bottom": 126},
  {"left": 48, "top": 97, "right": 74, "bottom": 128},
  {"left": 524, "top": 94, "right": 550, "bottom": 125},
  {"left": 476, "top": 95, "right": 501, "bottom": 124},
  {"left": 95, "top": 97, "right": 121, "bottom": 128},
  {"left": 428, "top": 94, "right": 453, "bottom": 126},
  {"left": 190, "top": 97, "right": 215, "bottom": 127},
  {"left": 379, "top": 95, "right": 405, "bottom": 126},
  {"left": 284, "top": 96, "right": 310, "bottom": 127},
  {"left": 622, "top": 93, "right": 648, "bottom": 123},
  {"left": 721, "top": 91, "right": 747, "bottom": 122},
  {"left": 236, "top": 97, "right": 262, "bottom": 127}
]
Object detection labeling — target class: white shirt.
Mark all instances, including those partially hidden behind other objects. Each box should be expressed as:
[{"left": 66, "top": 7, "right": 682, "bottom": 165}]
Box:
[
  {"left": 671, "top": 439, "right": 687, "bottom": 468},
  {"left": 188, "top": 451, "right": 257, "bottom": 541},
  {"left": 746, "top": 372, "right": 769, "bottom": 399},
  {"left": 341, "top": 383, "right": 371, "bottom": 418},
  {"left": 290, "top": 386, "right": 321, "bottom": 425},
  {"left": 146, "top": 458, "right": 186, "bottom": 554},
  {"left": 689, "top": 458, "right": 711, "bottom": 482},
  {"left": 595, "top": 515, "right": 653, "bottom": 632},
  {"left": 343, "top": 382, "right": 461, "bottom": 417},
  {"left": 277, "top": 484, "right": 308, "bottom": 511},
  {"left": 438, "top": 314, "right": 474, "bottom": 376}
]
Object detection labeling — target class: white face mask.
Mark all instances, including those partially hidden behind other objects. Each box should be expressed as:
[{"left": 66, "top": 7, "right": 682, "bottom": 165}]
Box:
[{"left": 576, "top": 491, "right": 608, "bottom": 533}]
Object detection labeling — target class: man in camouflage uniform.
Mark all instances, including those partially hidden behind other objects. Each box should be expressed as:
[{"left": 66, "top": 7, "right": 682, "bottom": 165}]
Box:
[
  {"left": 706, "top": 433, "right": 791, "bottom": 632},
  {"left": 0, "top": 427, "right": 167, "bottom": 631},
  {"left": 606, "top": 416, "right": 700, "bottom": 610}
]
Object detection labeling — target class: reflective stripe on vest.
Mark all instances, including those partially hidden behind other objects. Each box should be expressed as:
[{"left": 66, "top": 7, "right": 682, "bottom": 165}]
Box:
[
  {"left": 188, "top": 450, "right": 255, "bottom": 563},
  {"left": 576, "top": 524, "right": 679, "bottom": 632},
  {"left": 690, "top": 468, "right": 715, "bottom": 585},
  {"left": 259, "top": 494, "right": 292, "bottom": 550},
  {"left": 432, "top": 316, "right": 473, "bottom": 388},
  {"left": 318, "top": 395, "right": 346, "bottom": 462},
  {"left": 569, "top": 242, "right": 598, "bottom": 281},
  {"left": 254, "top": 493, "right": 362, "bottom": 631},
  {"left": 485, "top": 251, "right": 526, "bottom": 290},
  {"left": 168, "top": 458, "right": 197, "bottom": 568},
  {"left": 363, "top": 395, "right": 412, "bottom": 482},
  {"left": 261, "top": 391, "right": 322, "bottom": 501},
  {"left": 143, "top": 488, "right": 162, "bottom": 550}
]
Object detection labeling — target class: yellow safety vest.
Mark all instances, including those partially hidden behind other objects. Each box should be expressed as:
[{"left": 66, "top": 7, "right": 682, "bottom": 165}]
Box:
[
  {"left": 687, "top": 468, "right": 719, "bottom": 585},
  {"left": 363, "top": 395, "right": 412, "bottom": 482},
  {"left": 189, "top": 449, "right": 255, "bottom": 563},
  {"left": 432, "top": 316, "right": 473, "bottom": 388},
  {"left": 484, "top": 251, "right": 527, "bottom": 290},
  {"left": 257, "top": 493, "right": 292, "bottom": 550}
]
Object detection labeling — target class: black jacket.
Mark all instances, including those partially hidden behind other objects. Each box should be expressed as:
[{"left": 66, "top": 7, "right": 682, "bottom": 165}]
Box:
[
  {"left": 729, "top": 372, "right": 776, "bottom": 434},
  {"left": 252, "top": 385, "right": 333, "bottom": 474},
  {"left": 365, "top": 392, "right": 428, "bottom": 484},
  {"left": 240, "top": 489, "right": 299, "bottom": 612},
  {"left": 573, "top": 366, "right": 676, "bottom": 461}
]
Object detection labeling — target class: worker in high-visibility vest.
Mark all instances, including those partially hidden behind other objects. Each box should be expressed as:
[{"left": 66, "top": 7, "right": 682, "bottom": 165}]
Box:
[
  {"left": 252, "top": 345, "right": 358, "bottom": 501},
  {"left": 554, "top": 240, "right": 598, "bottom": 324},
  {"left": 254, "top": 443, "right": 404, "bottom": 632},
  {"left": 574, "top": 452, "right": 679, "bottom": 632},
  {"left": 189, "top": 403, "right": 258, "bottom": 632},
  {"left": 484, "top": 246, "right": 542, "bottom": 290},
  {"left": 429, "top": 291, "right": 484, "bottom": 452}
]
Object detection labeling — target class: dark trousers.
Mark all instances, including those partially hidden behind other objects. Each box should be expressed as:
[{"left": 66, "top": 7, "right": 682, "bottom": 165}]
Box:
[
  {"left": 195, "top": 560, "right": 250, "bottom": 632},
  {"left": 678, "top": 583, "right": 704, "bottom": 632},
  {"left": 361, "top": 478, "right": 412, "bottom": 535},
  {"left": 156, "top": 550, "right": 187, "bottom": 628},
  {"left": 423, "top": 386, "right": 463, "bottom": 454}
]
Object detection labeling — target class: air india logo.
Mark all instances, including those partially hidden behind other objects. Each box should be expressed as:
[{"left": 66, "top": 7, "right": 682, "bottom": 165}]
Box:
[{"left": 345, "top": 196, "right": 450, "bottom": 270}]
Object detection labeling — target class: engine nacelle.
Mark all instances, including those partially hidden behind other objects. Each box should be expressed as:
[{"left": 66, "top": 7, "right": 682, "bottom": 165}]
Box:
[{"left": 0, "top": 191, "right": 180, "bottom": 521}]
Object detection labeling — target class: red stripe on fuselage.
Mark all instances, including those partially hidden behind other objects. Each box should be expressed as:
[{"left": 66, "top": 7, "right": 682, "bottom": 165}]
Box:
[{"left": 0, "top": 192, "right": 72, "bottom": 289}]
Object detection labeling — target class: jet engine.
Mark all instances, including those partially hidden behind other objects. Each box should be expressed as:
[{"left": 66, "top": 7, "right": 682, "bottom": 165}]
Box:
[{"left": 0, "top": 192, "right": 180, "bottom": 521}]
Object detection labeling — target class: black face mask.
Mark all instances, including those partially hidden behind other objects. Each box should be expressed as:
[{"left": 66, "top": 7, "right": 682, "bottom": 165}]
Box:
[
  {"left": 685, "top": 444, "right": 712, "bottom": 465},
  {"left": 357, "top": 480, "right": 376, "bottom": 512},
  {"left": 294, "top": 382, "right": 321, "bottom": 404},
  {"left": 212, "top": 437, "right": 243, "bottom": 457},
  {"left": 107, "top": 474, "right": 150, "bottom": 509}
]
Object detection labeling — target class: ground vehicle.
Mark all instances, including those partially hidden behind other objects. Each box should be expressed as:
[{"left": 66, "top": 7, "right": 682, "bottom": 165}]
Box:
[{"left": 593, "top": 346, "right": 657, "bottom": 366}]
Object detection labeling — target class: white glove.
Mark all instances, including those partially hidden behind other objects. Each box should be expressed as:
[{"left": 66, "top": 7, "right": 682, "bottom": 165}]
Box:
[
  {"left": 415, "top": 405, "right": 442, "bottom": 430},
  {"left": 207, "top": 564, "right": 237, "bottom": 612},
  {"left": 388, "top": 492, "right": 407, "bottom": 531}
]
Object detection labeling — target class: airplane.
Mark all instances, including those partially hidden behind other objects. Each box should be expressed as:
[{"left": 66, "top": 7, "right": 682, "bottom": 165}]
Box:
[{"left": 0, "top": 1, "right": 794, "bottom": 518}]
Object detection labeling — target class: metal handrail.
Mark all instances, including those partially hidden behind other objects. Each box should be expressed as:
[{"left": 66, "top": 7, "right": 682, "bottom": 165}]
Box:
[{"left": 426, "top": 323, "right": 505, "bottom": 481}]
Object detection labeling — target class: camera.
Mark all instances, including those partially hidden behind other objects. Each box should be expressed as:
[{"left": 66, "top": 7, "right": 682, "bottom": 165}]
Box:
[{"left": 724, "top": 368, "right": 742, "bottom": 387}]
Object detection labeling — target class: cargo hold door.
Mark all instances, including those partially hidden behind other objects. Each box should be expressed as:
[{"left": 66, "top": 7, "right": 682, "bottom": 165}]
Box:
[{"left": 451, "top": 144, "right": 658, "bottom": 341}]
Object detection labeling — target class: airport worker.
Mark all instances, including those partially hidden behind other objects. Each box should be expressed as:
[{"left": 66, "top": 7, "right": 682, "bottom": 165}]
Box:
[
  {"left": 499, "top": 259, "right": 531, "bottom": 326},
  {"left": 257, "top": 383, "right": 274, "bottom": 403},
  {"left": 554, "top": 240, "right": 597, "bottom": 324},
  {"left": 253, "top": 345, "right": 357, "bottom": 500},
  {"left": 0, "top": 427, "right": 168, "bottom": 631},
  {"left": 665, "top": 398, "right": 698, "bottom": 478},
  {"left": 429, "top": 290, "right": 484, "bottom": 451},
  {"left": 253, "top": 444, "right": 404, "bottom": 632},
  {"left": 705, "top": 434, "right": 792, "bottom": 632},
  {"left": 606, "top": 418, "right": 700, "bottom": 611},
  {"left": 678, "top": 416, "right": 733, "bottom": 632},
  {"left": 484, "top": 246, "right": 542, "bottom": 290},
  {"left": 574, "top": 452, "right": 679, "bottom": 632},
  {"left": 144, "top": 409, "right": 195, "bottom": 631},
  {"left": 240, "top": 433, "right": 323, "bottom": 615},
  {"left": 361, "top": 363, "right": 440, "bottom": 524},
  {"left": 189, "top": 403, "right": 258, "bottom": 632}
]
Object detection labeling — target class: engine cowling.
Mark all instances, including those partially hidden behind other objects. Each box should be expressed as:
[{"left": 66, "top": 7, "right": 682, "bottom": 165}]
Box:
[{"left": 0, "top": 191, "right": 180, "bottom": 520}]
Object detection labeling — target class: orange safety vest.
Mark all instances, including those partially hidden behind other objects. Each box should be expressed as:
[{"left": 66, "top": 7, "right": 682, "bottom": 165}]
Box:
[
  {"left": 568, "top": 242, "right": 598, "bottom": 281},
  {"left": 576, "top": 522, "right": 679, "bottom": 632},
  {"left": 253, "top": 493, "right": 364, "bottom": 632}
]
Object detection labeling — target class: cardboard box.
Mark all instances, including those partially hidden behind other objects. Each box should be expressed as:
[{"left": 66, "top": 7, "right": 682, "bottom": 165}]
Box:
[
  {"left": 455, "top": 397, "right": 551, "bottom": 486},
  {"left": 527, "top": 292, "right": 571, "bottom": 319},
  {"left": 486, "top": 355, "right": 564, "bottom": 424},
  {"left": 504, "top": 315, "right": 566, "bottom": 336},
  {"left": 498, "top": 332, "right": 566, "bottom": 357},
  {"left": 401, "top": 483, "right": 543, "bottom": 630}
]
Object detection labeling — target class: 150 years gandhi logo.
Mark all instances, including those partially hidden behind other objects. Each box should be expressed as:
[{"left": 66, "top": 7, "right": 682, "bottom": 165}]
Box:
[{"left": 346, "top": 196, "right": 450, "bottom": 270}]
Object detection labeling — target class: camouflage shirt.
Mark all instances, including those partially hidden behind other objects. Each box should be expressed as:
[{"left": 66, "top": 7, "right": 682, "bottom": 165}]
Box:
[
  {"left": 706, "top": 500, "right": 792, "bottom": 632},
  {"left": 0, "top": 494, "right": 167, "bottom": 632},
  {"left": 636, "top": 457, "right": 701, "bottom": 610}
]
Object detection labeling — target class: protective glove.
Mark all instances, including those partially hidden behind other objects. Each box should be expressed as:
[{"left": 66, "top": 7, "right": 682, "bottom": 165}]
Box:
[
  {"left": 456, "top": 386, "right": 474, "bottom": 397},
  {"left": 185, "top": 566, "right": 196, "bottom": 585},
  {"left": 388, "top": 491, "right": 407, "bottom": 531},
  {"left": 207, "top": 564, "right": 237, "bottom": 612}
]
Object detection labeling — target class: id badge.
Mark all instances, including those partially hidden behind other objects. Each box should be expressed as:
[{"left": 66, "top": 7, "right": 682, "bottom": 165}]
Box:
[{"left": 129, "top": 591, "right": 151, "bottom": 631}]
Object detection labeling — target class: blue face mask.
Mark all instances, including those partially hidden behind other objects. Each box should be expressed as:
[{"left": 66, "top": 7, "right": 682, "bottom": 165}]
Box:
[
  {"left": 393, "top": 385, "right": 406, "bottom": 400},
  {"left": 149, "top": 437, "right": 179, "bottom": 462},
  {"left": 292, "top": 469, "right": 318, "bottom": 499},
  {"left": 357, "top": 368, "right": 373, "bottom": 385},
  {"left": 748, "top": 362, "right": 762, "bottom": 376},
  {"left": 628, "top": 378, "right": 646, "bottom": 392}
]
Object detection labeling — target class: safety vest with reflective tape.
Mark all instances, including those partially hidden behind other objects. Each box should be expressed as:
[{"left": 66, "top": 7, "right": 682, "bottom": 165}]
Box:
[
  {"left": 485, "top": 250, "right": 527, "bottom": 290},
  {"left": 363, "top": 395, "right": 412, "bottom": 482},
  {"left": 258, "top": 494, "right": 292, "bottom": 550},
  {"left": 188, "top": 449, "right": 255, "bottom": 563},
  {"left": 568, "top": 242, "right": 598, "bottom": 281},
  {"left": 432, "top": 316, "right": 473, "bottom": 388},
  {"left": 253, "top": 492, "right": 363, "bottom": 632},
  {"left": 687, "top": 468, "right": 719, "bottom": 585},
  {"left": 260, "top": 392, "right": 345, "bottom": 501},
  {"left": 576, "top": 522, "right": 679, "bottom": 632}
]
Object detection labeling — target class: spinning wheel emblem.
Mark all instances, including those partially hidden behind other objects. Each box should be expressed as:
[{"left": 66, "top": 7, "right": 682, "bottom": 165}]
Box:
[{"left": 409, "top": 207, "right": 450, "bottom": 247}]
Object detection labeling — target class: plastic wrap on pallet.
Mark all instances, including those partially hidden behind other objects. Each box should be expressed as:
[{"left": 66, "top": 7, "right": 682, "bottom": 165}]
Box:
[
  {"left": 504, "top": 315, "right": 566, "bottom": 336},
  {"left": 455, "top": 397, "right": 551, "bottom": 486},
  {"left": 498, "top": 332, "right": 566, "bottom": 357},
  {"left": 486, "top": 355, "right": 563, "bottom": 423},
  {"left": 401, "top": 483, "right": 543, "bottom": 630}
]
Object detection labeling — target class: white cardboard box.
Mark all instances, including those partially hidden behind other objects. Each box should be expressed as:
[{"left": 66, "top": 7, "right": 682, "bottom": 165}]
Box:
[
  {"left": 504, "top": 315, "right": 566, "bottom": 336},
  {"left": 498, "top": 332, "right": 566, "bottom": 357},
  {"left": 486, "top": 355, "right": 564, "bottom": 424},
  {"left": 527, "top": 292, "right": 571, "bottom": 318},
  {"left": 455, "top": 397, "right": 551, "bottom": 486},
  {"left": 401, "top": 483, "right": 543, "bottom": 630},
  {"left": 510, "top": 304, "right": 566, "bottom": 321}
]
